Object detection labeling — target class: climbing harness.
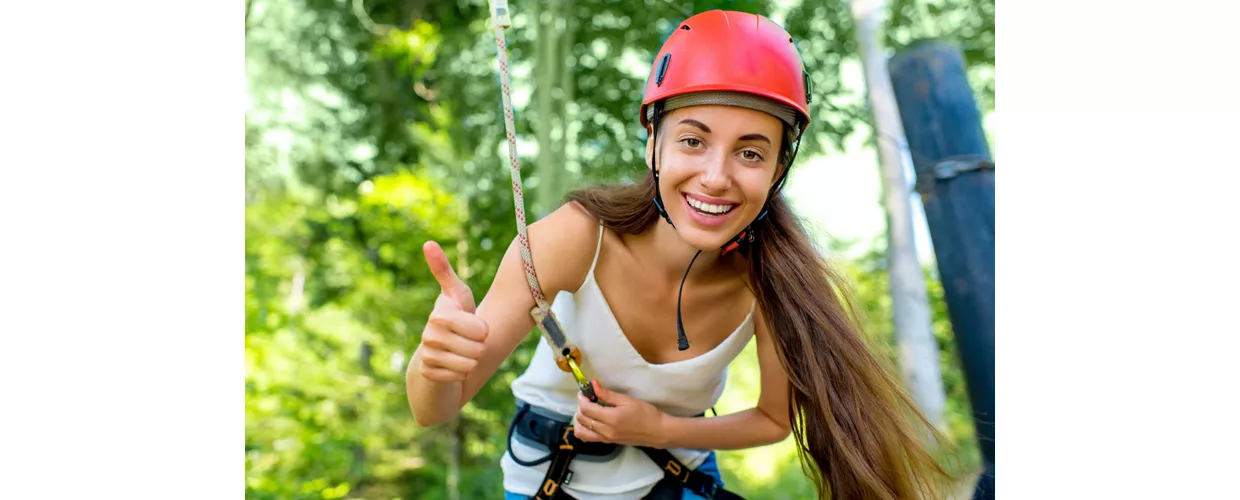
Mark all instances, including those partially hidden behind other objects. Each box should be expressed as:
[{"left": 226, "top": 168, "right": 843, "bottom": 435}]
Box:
[{"left": 486, "top": 2, "right": 742, "bottom": 498}]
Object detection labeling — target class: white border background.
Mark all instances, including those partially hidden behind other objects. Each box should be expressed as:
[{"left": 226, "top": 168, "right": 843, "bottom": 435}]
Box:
[
  {"left": 2, "top": 1, "right": 1238, "bottom": 498},
  {"left": 1, "top": 2, "right": 241, "bottom": 496}
]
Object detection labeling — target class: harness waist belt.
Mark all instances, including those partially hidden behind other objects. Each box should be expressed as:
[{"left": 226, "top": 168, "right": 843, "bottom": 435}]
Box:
[
  {"left": 511, "top": 401, "right": 620, "bottom": 459},
  {"left": 507, "top": 401, "right": 744, "bottom": 500}
]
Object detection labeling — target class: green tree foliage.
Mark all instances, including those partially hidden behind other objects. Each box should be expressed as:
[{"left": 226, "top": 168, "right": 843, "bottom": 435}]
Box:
[{"left": 246, "top": 0, "right": 993, "bottom": 497}]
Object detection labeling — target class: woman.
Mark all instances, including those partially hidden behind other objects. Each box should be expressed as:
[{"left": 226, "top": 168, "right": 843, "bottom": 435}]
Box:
[{"left": 407, "top": 9, "right": 949, "bottom": 500}]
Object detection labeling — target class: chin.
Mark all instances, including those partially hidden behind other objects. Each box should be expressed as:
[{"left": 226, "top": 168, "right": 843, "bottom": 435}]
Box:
[{"left": 672, "top": 227, "right": 729, "bottom": 251}]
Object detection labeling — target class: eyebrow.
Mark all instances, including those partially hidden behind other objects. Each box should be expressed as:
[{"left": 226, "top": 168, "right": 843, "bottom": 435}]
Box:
[
  {"left": 738, "top": 133, "right": 771, "bottom": 144},
  {"left": 677, "top": 119, "right": 772, "bottom": 144},
  {"left": 678, "top": 119, "right": 711, "bottom": 133}
]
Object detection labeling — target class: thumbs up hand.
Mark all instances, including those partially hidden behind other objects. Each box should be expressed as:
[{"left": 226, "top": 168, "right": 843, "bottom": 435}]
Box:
[{"left": 416, "top": 241, "right": 490, "bottom": 383}]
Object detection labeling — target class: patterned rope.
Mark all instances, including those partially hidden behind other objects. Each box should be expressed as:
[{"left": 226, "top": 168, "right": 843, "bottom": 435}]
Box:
[{"left": 490, "top": 5, "right": 550, "bottom": 314}]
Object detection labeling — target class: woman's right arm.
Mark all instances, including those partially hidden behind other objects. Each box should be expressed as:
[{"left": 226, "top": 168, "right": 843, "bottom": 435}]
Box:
[{"left": 406, "top": 203, "right": 599, "bottom": 427}]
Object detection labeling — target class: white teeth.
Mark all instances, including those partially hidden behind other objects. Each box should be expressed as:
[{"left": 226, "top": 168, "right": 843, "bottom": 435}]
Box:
[{"left": 686, "top": 196, "right": 734, "bottom": 215}]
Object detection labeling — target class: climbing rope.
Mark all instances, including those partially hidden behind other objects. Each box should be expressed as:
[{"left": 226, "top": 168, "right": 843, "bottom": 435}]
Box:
[
  {"left": 488, "top": 0, "right": 548, "bottom": 312},
  {"left": 487, "top": 0, "right": 596, "bottom": 401}
]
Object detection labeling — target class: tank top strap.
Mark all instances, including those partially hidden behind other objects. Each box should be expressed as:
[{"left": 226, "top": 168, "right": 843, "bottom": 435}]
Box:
[{"left": 587, "top": 221, "right": 604, "bottom": 277}]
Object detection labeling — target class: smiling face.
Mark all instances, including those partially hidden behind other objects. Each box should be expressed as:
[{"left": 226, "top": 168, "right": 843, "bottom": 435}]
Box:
[{"left": 646, "top": 104, "right": 787, "bottom": 250}]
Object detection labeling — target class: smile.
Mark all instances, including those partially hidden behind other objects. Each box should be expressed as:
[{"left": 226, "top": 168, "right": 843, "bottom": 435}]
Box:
[{"left": 682, "top": 193, "right": 738, "bottom": 219}]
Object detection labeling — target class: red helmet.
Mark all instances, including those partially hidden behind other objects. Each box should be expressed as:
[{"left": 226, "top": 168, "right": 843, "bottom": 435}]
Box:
[{"left": 639, "top": 10, "right": 811, "bottom": 138}]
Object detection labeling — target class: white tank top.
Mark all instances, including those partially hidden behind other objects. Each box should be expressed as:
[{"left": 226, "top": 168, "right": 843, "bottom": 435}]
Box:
[{"left": 502, "top": 224, "right": 756, "bottom": 499}]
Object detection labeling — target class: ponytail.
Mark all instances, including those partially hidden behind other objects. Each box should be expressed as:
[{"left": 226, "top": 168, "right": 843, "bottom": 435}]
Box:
[{"left": 749, "top": 197, "right": 950, "bottom": 499}]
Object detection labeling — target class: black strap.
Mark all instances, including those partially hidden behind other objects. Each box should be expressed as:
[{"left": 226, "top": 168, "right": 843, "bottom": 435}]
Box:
[
  {"left": 533, "top": 424, "right": 581, "bottom": 500},
  {"left": 508, "top": 402, "right": 619, "bottom": 465},
  {"left": 506, "top": 405, "right": 544, "bottom": 466},
  {"left": 637, "top": 446, "right": 743, "bottom": 500}
]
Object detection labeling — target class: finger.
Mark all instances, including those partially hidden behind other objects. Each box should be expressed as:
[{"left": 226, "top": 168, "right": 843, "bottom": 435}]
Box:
[
  {"left": 423, "top": 241, "right": 476, "bottom": 312},
  {"left": 573, "top": 414, "right": 603, "bottom": 443},
  {"left": 578, "top": 390, "right": 618, "bottom": 424},
  {"left": 422, "top": 329, "right": 486, "bottom": 360},
  {"left": 428, "top": 307, "right": 490, "bottom": 343},
  {"left": 419, "top": 365, "right": 466, "bottom": 383},
  {"left": 421, "top": 349, "right": 480, "bottom": 375},
  {"left": 423, "top": 326, "right": 486, "bottom": 360},
  {"left": 422, "top": 241, "right": 460, "bottom": 289},
  {"left": 589, "top": 379, "right": 622, "bottom": 405}
]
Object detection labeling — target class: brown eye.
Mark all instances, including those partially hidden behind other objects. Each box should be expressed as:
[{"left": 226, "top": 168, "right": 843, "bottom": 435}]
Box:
[
  {"left": 741, "top": 150, "right": 764, "bottom": 162},
  {"left": 682, "top": 138, "right": 702, "bottom": 148}
]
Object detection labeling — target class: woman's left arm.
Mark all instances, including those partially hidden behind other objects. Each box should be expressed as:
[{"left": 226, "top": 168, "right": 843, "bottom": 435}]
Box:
[{"left": 574, "top": 307, "right": 794, "bottom": 450}]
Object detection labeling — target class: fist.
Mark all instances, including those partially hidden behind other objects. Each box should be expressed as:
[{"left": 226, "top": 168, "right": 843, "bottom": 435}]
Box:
[{"left": 417, "top": 241, "right": 489, "bottom": 383}]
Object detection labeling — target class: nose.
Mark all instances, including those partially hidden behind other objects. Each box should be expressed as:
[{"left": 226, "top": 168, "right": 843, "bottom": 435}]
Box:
[{"left": 698, "top": 152, "right": 730, "bottom": 193}]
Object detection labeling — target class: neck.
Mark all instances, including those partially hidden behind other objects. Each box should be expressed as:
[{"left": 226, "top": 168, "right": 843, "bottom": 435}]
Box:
[{"left": 636, "top": 218, "right": 731, "bottom": 285}]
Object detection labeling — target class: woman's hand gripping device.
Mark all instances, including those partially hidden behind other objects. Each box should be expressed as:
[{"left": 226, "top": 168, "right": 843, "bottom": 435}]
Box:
[{"left": 529, "top": 307, "right": 600, "bottom": 404}]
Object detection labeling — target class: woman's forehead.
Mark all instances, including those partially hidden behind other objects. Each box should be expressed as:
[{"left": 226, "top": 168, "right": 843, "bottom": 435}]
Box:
[{"left": 666, "top": 105, "right": 782, "bottom": 135}]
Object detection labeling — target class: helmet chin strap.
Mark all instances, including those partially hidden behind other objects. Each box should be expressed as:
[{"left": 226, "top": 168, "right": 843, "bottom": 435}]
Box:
[
  {"left": 649, "top": 105, "right": 802, "bottom": 351},
  {"left": 649, "top": 101, "right": 676, "bottom": 228},
  {"left": 675, "top": 249, "right": 700, "bottom": 351}
]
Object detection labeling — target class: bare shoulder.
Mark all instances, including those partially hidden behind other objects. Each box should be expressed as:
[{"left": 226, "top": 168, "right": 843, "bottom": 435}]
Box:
[
  {"left": 518, "top": 201, "right": 603, "bottom": 296},
  {"left": 459, "top": 202, "right": 603, "bottom": 406}
]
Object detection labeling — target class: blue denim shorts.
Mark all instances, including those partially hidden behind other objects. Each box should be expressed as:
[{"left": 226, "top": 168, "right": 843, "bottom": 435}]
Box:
[{"left": 503, "top": 450, "right": 724, "bottom": 500}]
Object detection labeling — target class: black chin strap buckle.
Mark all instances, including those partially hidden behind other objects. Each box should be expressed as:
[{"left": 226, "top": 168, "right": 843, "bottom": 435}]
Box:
[{"left": 720, "top": 210, "right": 765, "bottom": 257}]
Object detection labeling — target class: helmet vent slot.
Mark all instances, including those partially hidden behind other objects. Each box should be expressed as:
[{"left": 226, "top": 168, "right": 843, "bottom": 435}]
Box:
[{"left": 656, "top": 53, "right": 672, "bottom": 86}]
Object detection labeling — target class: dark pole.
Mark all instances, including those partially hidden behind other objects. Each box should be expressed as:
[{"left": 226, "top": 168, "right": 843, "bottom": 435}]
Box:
[{"left": 888, "top": 40, "right": 995, "bottom": 500}]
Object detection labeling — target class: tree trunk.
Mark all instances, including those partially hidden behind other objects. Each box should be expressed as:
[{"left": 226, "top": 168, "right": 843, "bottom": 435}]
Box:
[
  {"left": 850, "top": 0, "right": 947, "bottom": 430},
  {"left": 534, "top": 2, "right": 561, "bottom": 218},
  {"left": 446, "top": 416, "right": 461, "bottom": 500},
  {"left": 444, "top": 224, "right": 472, "bottom": 500},
  {"left": 890, "top": 42, "right": 996, "bottom": 495},
  {"left": 558, "top": 0, "right": 576, "bottom": 189}
]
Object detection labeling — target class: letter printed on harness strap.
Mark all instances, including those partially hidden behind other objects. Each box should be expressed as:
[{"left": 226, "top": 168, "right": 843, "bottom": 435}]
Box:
[{"left": 534, "top": 427, "right": 579, "bottom": 500}]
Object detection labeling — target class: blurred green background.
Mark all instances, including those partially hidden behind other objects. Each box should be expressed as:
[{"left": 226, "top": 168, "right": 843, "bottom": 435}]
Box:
[{"left": 244, "top": 0, "right": 994, "bottom": 498}]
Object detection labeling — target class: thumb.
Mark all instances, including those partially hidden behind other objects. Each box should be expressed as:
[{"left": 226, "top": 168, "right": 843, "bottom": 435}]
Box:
[{"left": 423, "top": 241, "right": 476, "bottom": 312}]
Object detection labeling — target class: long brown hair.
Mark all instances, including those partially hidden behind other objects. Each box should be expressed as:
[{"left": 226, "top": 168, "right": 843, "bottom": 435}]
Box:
[{"left": 566, "top": 129, "right": 953, "bottom": 499}]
